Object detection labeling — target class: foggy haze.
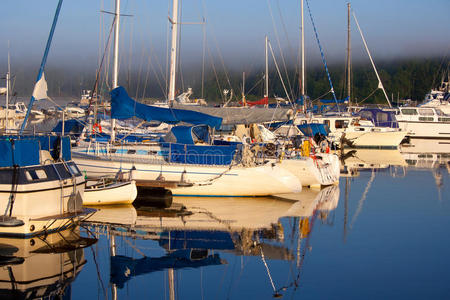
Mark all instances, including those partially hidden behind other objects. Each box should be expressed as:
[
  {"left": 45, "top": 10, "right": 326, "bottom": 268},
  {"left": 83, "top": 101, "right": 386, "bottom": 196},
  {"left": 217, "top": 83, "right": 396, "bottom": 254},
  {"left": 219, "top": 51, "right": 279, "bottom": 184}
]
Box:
[{"left": 0, "top": 0, "right": 448, "bottom": 98}]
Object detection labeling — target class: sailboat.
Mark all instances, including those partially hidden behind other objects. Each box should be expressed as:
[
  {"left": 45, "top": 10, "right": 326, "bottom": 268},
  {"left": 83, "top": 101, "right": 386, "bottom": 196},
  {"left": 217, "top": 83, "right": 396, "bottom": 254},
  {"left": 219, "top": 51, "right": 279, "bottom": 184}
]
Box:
[
  {"left": 72, "top": 0, "right": 302, "bottom": 197},
  {"left": 0, "top": 0, "right": 90, "bottom": 237},
  {"left": 294, "top": 2, "right": 407, "bottom": 149}
]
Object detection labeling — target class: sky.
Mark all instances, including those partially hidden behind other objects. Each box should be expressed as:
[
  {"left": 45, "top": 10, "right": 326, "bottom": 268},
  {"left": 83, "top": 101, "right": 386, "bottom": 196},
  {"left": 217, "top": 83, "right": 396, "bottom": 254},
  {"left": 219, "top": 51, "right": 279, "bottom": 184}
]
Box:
[{"left": 1, "top": 0, "right": 449, "bottom": 76}]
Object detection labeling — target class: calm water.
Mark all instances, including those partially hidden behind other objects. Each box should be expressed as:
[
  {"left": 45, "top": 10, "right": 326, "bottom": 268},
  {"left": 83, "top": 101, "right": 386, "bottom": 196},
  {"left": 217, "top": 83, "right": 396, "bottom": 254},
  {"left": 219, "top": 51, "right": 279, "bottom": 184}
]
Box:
[{"left": 2, "top": 148, "right": 450, "bottom": 299}]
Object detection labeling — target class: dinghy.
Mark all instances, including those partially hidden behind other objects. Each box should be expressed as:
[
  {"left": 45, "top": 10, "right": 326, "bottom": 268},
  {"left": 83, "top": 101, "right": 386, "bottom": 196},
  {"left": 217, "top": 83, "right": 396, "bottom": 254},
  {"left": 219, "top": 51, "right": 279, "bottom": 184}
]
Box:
[{"left": 84, "top": 175, "right": 137, "bottom": 206}]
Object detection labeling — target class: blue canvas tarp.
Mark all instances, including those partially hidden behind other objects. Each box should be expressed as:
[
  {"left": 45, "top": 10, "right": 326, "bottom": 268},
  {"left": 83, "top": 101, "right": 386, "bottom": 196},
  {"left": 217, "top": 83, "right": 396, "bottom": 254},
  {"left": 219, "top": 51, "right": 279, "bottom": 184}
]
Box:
[
  {"left": 165, "top": 125, "right": 211, "bottom": 145},
  {"left": 111, "top": 86, "right": 222, "bottom": 129},
  {"left": 0, "top": 139, "right": 40, "bottom": 167},
  {"left": 52, "top": 119, "right": 85, "bottom": 136},
  {"left": 297, "top": 123, "right": 330, "bottom": 137},
  {"left": 358, "top": 108, "right": 399, "bottom": 128},
  {"left": 169, "top": 143, "right": 238, "bottom": 165},
  {"left": 36, "top": 135, "right": 72, "bottom": 161}
]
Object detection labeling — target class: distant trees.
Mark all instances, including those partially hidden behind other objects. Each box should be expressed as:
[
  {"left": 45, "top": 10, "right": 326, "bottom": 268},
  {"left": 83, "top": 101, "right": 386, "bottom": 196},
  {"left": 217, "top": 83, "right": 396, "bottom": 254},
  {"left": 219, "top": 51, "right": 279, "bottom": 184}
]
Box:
[{"left": 2, "top": 57, "right": 445, "bottom": 104}]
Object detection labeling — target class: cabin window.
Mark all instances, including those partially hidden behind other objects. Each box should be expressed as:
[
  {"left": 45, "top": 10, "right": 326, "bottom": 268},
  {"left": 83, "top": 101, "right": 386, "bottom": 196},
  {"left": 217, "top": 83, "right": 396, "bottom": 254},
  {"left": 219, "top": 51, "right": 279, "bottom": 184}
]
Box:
[
  {"left": 35, "top": 169, "right": 47, "bottom": 179},
  {"left": 127, "top": 149, "right": 136, "bottom": 154},
  {"left": 438, "top": 117, "right": 450, "bottom": 122},
  {"left": 110, "top": 149, "right": 117, "bottom": 154},
  {"left": 68, "top": 164, "right": 81, "bottom": 176},
  {"left": 324, "top": 120, "right": 330, "bottom": 127},
  {"left": 26, "top": 169, "right": 47, "bottom": 181},
  {"left": 401, "top": 109, "right": 417, "bottom": 115},
  {"left": 360, "top": 111, "right": 373, "bottom": 120},
  {"left": 335, "top": 120, "right": 348, "bottom": 129},
  {"left": 418, "top": 108, "right": 434, "bottom": 116},
  {"left": 418, "top": 117, "right": 434, "bottom": 122},
  {"left": 376, "top": 112, "right": 389, "bottom": 123}
]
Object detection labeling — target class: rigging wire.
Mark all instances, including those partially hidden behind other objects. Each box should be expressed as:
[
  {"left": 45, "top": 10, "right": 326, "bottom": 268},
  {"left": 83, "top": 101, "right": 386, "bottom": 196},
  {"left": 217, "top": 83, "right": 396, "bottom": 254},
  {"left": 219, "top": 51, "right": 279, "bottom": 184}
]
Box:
[
  {"left": 305, "top": 0, "right": 339, "bottom": 109},
  {"left": 268, "top": 41, "right": 293, "bottom": 105},
  {"left": 350, "top": 169, "right": 376, "bottom": 228},
  {"left": 276, "top": 0, "right": 298, "bottom": 98},
  {"left": 266, "top": 0, "right": 294, "bottom": 100}
]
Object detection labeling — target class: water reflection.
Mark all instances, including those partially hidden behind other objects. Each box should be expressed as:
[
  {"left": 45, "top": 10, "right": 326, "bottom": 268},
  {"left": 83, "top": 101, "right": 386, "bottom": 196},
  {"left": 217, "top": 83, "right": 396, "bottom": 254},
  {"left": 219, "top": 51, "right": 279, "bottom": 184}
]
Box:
[
  {"left": 0, "top": 227, "right": 96, "bottom": 299},
  {"left": 81, "top": 186, "right": 340, "bottom": 299}
]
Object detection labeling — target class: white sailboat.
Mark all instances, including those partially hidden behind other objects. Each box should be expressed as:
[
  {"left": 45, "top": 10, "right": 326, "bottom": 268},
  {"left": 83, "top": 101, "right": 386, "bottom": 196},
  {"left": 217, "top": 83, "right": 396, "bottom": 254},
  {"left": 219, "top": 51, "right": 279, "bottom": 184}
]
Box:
[
  {"left": 72, "top": 0, "right": 302, "bottom": 197},
  {"left": 0, "top": 0, "right": 89, "bottom": 237}
]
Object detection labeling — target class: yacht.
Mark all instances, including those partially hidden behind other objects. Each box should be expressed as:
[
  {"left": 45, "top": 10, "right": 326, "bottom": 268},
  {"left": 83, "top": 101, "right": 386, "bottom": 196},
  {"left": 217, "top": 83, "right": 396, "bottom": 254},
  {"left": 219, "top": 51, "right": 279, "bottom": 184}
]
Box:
[
  {"left": 395, "top": 106, "right": 450, "bottom": 139},
  {"left": 420, "top": 79, "right": 450, "bottom": 114},
  {"left": 295, "top": 114, "right": 407, "bottom": 149}
]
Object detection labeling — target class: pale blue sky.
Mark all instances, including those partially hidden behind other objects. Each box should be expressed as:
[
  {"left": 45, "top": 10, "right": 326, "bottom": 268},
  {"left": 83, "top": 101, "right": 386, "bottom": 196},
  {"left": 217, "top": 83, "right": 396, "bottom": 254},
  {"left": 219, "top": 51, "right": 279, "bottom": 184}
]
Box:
[{"left": 1, "top": 0, "right": 449, "bottom": 71}]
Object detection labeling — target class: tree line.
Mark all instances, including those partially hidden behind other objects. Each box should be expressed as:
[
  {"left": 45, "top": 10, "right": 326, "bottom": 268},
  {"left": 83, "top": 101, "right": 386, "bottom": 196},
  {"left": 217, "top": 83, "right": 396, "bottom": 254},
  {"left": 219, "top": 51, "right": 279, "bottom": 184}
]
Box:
[{"left": 2, "top": 57, "right": 446, "bottom": 105}]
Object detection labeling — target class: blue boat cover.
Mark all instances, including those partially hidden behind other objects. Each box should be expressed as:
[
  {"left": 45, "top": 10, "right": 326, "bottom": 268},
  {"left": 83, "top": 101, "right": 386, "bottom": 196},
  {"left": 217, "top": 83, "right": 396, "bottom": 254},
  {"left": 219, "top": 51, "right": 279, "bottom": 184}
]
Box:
[
  {"left": 169, "top": 143, "right": 238, "bottom": 165},
  {"left": 0, "top": 139, "right": 40, "bottom": 167},
  {"left": 52, "top": 119, "right": 85, "bottom": 135},
  {"left": 36, "top": 135, "right": 72, "bottom": 161},
  {"left": 297, "top": 123, "right": 330, "bottom": 137},
  {"left": 357, "top": 108, "right": 399, "bottom": 128},
  {"left": 0, "top": 135, "right": 71, "bottom": 167},
  {"left": 111, "top": 86, "right": 222, "bottom": 129},
  {"left": 165, "top": 125, "right": 211, "bottom": 145}
]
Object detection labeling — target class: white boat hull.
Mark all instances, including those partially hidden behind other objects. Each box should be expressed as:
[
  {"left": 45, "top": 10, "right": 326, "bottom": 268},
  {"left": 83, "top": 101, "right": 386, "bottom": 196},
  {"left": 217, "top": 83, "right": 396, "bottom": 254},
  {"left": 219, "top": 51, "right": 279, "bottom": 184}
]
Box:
[
  {"left": 0, "top": 176, "right": 86, "bottom": 237},
  {"left": 398, "top": 121, "right": 450, "bottom": 139},
  {"left": 83, "top": 180, "right": 137, "bottom": 205},
  {"left": 277, "top": 154, "right": 340, "bottom": 188},
  {"left": 73, "top": 154, "right": 302, "bottom": 196}
]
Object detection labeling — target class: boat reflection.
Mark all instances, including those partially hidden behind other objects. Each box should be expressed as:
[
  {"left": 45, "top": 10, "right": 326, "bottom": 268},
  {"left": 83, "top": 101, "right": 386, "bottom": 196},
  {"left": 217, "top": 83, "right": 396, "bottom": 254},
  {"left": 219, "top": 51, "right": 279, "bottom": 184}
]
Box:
[
  {"left": 0, "top": 227, "right": 97, "bottom": 298},
  {"left": 83, "top": 186, "right": 340, "bottom": 298},
  {"left": 337, "top": 148, "right": 407, "bottom": 177},
  {"left": 401, "top": 138, "right": 450, "bottom": 172}
]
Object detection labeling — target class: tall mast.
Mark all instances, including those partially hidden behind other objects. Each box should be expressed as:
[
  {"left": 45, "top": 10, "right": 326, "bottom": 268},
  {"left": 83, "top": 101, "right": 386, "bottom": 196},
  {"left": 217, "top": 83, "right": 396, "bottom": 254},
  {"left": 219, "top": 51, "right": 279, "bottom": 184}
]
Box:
[
  {"left": 264, "top": 35, "right": 269, "bottom": 99},
  {"left": 111, "top": 0, "right": 121, "bottom": 142},
  {"left": 5, "top": 43, "right": 10, "bottom": 132},
  {"left": 346, "top": 3, "right": 351, "bottom": 105},
  {"left": 301, "top": 0, "right": 305, "bottom": 99},
  {"left": 168, "top": 0, "right": 179, "bottom": 105},
  {"left": 242, "top": 72, "right": 246, "bottom": 106}
]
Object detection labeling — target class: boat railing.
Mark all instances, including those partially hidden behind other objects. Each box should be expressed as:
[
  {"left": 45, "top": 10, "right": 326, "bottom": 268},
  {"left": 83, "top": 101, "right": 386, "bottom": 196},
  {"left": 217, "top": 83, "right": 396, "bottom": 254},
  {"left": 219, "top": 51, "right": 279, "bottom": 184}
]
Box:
[{"left": 83, "top": 140, "right": 245, "bottom": 167}]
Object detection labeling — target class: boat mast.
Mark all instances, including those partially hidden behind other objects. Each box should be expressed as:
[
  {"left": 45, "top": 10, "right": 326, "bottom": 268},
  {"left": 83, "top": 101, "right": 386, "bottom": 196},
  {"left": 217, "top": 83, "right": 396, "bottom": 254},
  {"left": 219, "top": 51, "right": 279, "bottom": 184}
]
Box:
[
  {"left": 168, "top": 0, "right": 180, "bottom": 105},
  {"left": 301, "top": 0, "right": 305, "bottom": 110},
  {"left": 111, "top": 0, "right": 121, "bottom": 143},
  {"left": 242, "top": 72, "right": 246, "bottom": 106},
  {"left": 5, "top": 43, "right": 10, "bottom": 132},
  {"left": 352, "top": 11, "right": 392, "bottom": 108},
  {"left": 264, "top": 35, "right": 269, "bottom": 99},
  {"left": 346, "top": 3, "right": 351, "bottom": 106},
  {"left": 20, "top": 0, "right": 63, "bottom": 134}
]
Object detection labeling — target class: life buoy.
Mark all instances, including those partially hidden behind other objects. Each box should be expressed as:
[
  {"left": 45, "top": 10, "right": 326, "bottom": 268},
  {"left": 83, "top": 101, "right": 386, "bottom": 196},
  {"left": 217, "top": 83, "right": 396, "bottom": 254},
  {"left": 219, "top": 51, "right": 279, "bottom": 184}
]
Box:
[{"left": 93, "top": 123, "right": 102, "bottom": 134}]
